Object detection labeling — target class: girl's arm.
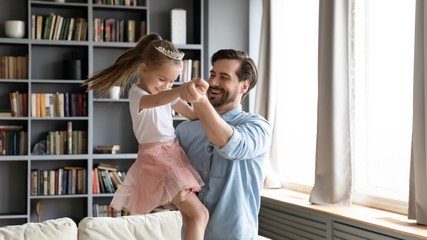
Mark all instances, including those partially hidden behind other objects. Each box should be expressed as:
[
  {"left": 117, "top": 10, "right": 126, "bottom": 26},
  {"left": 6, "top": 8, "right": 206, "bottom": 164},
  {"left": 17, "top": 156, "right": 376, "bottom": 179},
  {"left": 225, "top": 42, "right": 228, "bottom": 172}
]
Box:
[
  {"left": 138, "top": 87, "right": 181, "bottom": 110},
  {"left": 172, "top": 100, "right": 198, "bottom": 120}
]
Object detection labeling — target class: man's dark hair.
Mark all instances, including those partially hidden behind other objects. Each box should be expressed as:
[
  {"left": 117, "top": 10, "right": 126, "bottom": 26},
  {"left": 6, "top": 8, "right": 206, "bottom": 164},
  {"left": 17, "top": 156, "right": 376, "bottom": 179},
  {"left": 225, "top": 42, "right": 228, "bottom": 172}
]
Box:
[{"left": 211, "top": 49, "right": 258, "bottom": 99}]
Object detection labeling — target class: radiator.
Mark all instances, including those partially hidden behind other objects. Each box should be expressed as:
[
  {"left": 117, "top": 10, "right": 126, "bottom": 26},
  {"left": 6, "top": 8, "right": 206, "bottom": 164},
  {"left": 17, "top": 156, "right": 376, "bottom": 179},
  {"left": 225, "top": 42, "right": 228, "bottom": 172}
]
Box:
[{"left": 258, "top": 197, "right": 407, "bottom": 240}]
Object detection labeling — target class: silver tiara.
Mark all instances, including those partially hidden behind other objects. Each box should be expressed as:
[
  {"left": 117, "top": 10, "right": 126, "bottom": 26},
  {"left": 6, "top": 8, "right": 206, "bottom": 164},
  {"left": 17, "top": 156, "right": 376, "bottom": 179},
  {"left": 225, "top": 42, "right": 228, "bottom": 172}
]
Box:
[{"left": 154, "top": 46, "right": 185, "bottom": 60}]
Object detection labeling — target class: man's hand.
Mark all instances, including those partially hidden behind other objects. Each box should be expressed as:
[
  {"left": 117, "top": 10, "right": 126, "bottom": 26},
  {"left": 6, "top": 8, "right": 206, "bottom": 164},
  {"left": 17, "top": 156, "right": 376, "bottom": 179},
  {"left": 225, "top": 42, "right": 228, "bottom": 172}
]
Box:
[{"left": 179, "top": 78, "right": 209, "bottom": 103}]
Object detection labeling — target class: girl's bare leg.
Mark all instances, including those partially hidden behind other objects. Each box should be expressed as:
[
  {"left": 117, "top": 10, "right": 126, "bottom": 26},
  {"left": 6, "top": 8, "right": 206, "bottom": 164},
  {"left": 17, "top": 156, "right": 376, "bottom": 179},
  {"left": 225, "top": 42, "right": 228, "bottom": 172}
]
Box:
[{"left": 174, "top": 191, "right": 209, "bottom": 240}]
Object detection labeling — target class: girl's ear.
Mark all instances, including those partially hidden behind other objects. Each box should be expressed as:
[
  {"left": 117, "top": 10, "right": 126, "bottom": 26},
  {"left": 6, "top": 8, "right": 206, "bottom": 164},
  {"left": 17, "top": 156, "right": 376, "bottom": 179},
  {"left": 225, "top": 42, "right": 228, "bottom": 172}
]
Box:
[{"left": 139, "top": 63, "right": 147, "bottom": 74}]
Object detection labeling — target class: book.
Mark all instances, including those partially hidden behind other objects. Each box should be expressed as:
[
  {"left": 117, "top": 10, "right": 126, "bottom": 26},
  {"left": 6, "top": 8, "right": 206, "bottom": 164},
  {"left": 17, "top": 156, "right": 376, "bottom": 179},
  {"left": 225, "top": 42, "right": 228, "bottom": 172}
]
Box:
[
  {"left": 31, "top": 15, "right": 35, "bottom": 39},
  {"left": 96, "top": 163, "right": 118, "bottom": 171},
  {"left": 95, "top": 145, "right": 120, "bottom": 154},
  {"left": 49, "top": 14, "right": 57, "bottom": 40}
]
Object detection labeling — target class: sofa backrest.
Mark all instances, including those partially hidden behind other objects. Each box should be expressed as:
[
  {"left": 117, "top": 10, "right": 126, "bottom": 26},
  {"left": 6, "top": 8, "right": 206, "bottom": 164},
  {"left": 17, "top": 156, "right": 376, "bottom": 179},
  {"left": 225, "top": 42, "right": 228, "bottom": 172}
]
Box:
[
  {"left": 78, "top": 211, "right": 183, "bottom": 240},
  {"left": 0, "top": 217, "right": 78, "bottom": 240}
]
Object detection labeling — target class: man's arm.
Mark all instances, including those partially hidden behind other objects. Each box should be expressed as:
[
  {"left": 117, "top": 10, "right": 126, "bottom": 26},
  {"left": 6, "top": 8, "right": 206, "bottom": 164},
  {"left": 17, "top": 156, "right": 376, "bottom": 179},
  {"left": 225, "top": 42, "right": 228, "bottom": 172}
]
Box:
[
  {"left": 192, "top": 97, "right": 233, "bottom": 147},
  {"left": 181, "top": 79, "right": 233, "bottom": 147}
]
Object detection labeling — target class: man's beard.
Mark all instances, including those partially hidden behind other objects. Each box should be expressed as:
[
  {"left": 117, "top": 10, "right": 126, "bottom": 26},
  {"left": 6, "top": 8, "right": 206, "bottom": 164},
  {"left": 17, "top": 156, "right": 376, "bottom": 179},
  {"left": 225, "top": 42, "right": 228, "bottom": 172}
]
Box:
[{"left": 208, "top": 86, "right": 238, "bottom": 108}]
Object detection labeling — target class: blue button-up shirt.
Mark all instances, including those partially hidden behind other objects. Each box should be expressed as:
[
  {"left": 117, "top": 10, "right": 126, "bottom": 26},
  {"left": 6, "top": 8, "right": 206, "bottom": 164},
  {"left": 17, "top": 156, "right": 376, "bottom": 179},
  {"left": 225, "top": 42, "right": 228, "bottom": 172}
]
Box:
[{"left": 176, "top": 106, "right": 271, "bottom": 240}]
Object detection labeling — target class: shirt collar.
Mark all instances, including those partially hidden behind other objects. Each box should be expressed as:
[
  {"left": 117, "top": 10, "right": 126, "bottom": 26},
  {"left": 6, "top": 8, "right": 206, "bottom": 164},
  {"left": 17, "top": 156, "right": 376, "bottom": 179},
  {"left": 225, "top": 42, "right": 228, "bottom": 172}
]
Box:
[{"left": 220, "top": 105, "right": 242, "bottom": 122}]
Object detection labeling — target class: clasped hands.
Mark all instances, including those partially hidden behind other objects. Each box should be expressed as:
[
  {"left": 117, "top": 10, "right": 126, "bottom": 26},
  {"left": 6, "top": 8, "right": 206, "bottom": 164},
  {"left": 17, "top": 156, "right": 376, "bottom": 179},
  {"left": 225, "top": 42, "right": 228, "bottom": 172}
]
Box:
[{"left": 179, "top": 78, "right": 209, "bottom": 103}]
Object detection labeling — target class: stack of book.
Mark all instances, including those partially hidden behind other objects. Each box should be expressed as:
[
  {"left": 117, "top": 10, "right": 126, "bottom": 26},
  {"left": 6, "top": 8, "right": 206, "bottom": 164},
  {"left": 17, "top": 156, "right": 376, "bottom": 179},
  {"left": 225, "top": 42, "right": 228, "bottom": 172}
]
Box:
[
  {"left": 93, "top": 163, "right": 126, "bottom": 194},
  {"left": 95, "top": 145, "right": 120, "bottom": 154},
  {"left": 0, "top": 125, "right": 28, "bottom": 155},
  {"left": 30, "top": 166, "right": 87, "bottom": 196}
]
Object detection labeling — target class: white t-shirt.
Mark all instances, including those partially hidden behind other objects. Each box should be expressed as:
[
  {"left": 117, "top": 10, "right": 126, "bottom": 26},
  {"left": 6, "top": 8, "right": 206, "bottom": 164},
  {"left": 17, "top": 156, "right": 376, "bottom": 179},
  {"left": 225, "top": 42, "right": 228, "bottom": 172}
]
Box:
[{"left": 128, "top": 83, "right": 179, "bottom": 144}]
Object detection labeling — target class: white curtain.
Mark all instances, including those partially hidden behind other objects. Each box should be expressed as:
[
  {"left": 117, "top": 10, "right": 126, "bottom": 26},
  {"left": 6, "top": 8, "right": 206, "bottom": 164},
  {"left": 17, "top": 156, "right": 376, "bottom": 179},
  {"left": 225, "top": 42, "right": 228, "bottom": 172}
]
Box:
[
  {"left": 308, "top": 0, "right": 352, "bottom": 206},
  {"left": 409, "top": 0, "right": 427, "bottom": 225}
]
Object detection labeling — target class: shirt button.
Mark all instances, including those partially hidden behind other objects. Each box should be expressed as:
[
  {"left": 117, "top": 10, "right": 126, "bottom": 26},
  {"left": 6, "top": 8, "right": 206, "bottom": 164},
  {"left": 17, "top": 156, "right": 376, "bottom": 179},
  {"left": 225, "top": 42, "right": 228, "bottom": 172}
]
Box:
[
  {"left": 205, "top": 144, "right": 214, "bottom": 153},
  {"left": 200, "top": 192, "right": 204, "bottom": 196},
  {"left": 203, "top": 170, "right": 208, "bottom": 175}
]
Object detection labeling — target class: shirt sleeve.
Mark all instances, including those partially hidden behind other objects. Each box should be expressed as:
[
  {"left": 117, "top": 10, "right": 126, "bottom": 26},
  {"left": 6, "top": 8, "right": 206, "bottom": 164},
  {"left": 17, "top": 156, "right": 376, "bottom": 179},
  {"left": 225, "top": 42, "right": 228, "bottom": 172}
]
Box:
[
  {"left": 129, "top": 86, "right": 150, "bottom": 114},
  {"left": 171, "top": 97, "right": 180, "bottom": 106},
  {"left": 212, "top": 116, "right": 271, "bottom": 161}
]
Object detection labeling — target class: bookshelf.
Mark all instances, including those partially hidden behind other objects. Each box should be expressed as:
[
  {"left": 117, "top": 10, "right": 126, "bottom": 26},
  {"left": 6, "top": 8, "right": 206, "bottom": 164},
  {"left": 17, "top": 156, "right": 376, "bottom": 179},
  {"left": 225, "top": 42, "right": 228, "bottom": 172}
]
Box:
[{"left": 0, "top": 0, "right": 205, "bottom": 227}]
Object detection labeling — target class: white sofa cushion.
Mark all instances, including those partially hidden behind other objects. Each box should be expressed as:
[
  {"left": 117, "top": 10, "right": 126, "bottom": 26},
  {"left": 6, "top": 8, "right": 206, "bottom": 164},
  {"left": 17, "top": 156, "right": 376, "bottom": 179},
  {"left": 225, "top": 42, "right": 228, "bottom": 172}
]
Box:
[
  {"left": 78, "top": 211, "right": 182, "bottom": 240},
  {"left": 0, "top": 217, "right": 77, "bottom": 240}
]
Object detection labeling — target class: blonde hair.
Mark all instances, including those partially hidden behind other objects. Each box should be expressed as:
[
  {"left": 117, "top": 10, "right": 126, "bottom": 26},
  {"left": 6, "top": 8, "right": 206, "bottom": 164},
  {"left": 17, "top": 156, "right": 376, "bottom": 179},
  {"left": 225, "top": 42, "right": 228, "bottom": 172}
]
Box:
[{"left": 83, "top": 33, "right": 182, "bottom": 97}]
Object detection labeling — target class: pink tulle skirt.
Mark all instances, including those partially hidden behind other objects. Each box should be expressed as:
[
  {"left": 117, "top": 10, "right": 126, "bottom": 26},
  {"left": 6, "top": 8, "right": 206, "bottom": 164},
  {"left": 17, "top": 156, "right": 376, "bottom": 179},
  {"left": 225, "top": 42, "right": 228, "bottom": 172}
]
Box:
[{"left": 110, "top": 138, "right": 204, "bottom": 214}]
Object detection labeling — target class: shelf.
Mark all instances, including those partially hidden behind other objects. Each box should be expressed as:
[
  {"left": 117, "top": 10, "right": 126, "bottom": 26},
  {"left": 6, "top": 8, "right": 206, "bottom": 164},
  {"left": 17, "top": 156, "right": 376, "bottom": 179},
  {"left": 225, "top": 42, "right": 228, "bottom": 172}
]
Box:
[
  {"left": 30, "top": 40, "right": 89, "bottom": 46},
  {"left": 93, "top": 98, "right": 129, "bottom": 103},
  {"left": 30, "top": 154, "right": 89, "bottom": 160},
  {"left": 92, "top": 5, "right": 147, "bottom": 10},
  {"left": 30, "top": 194, "right": 88, "bottom": 199},
  {"left": 92, "top": 153, "right": 137, "bottom": 159},
  {"left": 0, "top": 38, "right": 30, "bottom": 44},
  {"left": 0, "top": 215, "right": 27, "bottom": 219},
  {"left": 0, "top": 156, "right": 29, "bottom": 161},
  {"left": 30, "top": 117, "right": 89, "bottom": 120},
  {"left": 31, "top": 1, "right": 88, "bottom": 8},
  {"left": 0, "top": 79, "right": 29, "bottom": 83},
  {"left": 93, "top": 193, "right": 115, "bottom": 198}
]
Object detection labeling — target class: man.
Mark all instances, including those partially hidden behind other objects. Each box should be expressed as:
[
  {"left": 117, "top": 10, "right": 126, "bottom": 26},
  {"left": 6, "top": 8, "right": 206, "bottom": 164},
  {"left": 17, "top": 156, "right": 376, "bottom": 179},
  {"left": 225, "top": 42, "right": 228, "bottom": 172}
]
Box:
[{"left": 176, "top": 49, "right": 271, "bottom": 240}]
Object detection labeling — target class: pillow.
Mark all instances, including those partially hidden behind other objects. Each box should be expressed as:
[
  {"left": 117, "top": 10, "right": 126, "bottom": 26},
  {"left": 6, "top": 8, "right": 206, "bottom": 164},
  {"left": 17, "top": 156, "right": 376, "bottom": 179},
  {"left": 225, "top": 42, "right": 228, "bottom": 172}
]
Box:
[
  {"left": 0, "top": 217, "right": 78, "bottom": 240},
  {"left": 78, "top": 211, "right": 182, "bottom": 240}
]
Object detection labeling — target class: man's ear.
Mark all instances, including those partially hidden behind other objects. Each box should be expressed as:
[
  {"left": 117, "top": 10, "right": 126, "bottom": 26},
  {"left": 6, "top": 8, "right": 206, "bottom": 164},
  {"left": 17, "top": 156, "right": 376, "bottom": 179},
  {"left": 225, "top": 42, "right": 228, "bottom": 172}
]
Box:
[{"left": 240, "top": 79, "right": 250, "bottom": 94}]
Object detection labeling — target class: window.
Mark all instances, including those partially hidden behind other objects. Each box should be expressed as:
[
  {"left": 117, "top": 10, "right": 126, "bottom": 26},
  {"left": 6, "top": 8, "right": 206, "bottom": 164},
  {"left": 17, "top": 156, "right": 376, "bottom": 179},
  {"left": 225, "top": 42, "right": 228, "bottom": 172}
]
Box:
[
  {"left": 353, "top": 0, "right": 415, "bottom": 210},
  {"left": 270, "top": 0, "right": 416, "bottom": 212}
]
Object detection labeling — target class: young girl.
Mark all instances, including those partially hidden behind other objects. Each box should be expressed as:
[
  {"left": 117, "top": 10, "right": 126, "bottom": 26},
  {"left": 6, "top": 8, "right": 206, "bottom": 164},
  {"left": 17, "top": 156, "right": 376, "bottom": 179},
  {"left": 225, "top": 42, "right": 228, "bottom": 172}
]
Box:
[{"left": 83, "top": 33, "right": 208, "bottom": 240}]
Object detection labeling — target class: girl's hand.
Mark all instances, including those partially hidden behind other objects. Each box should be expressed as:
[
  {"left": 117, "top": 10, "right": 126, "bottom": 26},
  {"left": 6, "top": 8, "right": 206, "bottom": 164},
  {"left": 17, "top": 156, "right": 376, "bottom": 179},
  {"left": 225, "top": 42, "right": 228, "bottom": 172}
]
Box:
[
  {"left": 191, "top": 78, "right": 209, "bottom": 95},
  {"left": 179, "top": 79, "right": 208, "bottom": 103}
]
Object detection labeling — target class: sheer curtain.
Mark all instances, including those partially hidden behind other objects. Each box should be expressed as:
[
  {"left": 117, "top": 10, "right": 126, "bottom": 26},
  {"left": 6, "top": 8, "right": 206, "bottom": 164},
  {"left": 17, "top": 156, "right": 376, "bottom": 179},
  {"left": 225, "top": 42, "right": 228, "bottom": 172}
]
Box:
[
  {"left": 255, "top": 0, "right": 318, "bottom": 190},
  {"left": 409, "top": 0, "right": 427, "bottom": 225}
]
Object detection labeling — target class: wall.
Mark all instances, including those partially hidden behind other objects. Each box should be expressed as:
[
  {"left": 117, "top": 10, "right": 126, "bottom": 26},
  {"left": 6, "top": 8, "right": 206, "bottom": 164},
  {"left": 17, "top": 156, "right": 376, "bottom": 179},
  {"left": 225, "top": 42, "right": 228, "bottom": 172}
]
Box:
[{"left": 206, "top": 0, "right": 252, "bottom": 110}]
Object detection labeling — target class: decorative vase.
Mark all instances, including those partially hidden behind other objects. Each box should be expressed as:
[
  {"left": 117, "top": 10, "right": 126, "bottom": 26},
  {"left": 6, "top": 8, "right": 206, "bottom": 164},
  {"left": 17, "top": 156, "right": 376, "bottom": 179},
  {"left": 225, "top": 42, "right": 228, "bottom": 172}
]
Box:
[
  {"left": 109, "top": 86, "right": 121, "bottom": 99},
  {"left": 5, "top": 20, "right": 25, "bottom": 38}
]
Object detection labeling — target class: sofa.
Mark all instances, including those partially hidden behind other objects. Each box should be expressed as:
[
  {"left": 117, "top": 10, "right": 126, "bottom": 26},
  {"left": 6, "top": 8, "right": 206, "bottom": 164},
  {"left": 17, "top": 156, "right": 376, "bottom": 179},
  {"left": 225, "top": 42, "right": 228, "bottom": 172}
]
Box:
[{"left": 0, "top": 211, "right": 270, "bottom": 240}]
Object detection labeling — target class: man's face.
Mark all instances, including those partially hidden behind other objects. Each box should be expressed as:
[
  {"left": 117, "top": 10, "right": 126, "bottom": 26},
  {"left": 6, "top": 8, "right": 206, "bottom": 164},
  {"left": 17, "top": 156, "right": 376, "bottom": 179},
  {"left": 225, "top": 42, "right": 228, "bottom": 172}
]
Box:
[{"left": 207, "top": 59, "right": 247, "bottom": 114}]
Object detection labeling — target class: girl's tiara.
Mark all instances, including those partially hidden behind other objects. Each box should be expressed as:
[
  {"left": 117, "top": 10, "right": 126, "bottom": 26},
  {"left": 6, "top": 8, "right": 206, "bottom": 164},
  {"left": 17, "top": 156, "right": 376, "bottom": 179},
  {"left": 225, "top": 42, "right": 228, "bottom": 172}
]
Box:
[{"left": 154, "top": 46, "right": 185, "bottom": 60}]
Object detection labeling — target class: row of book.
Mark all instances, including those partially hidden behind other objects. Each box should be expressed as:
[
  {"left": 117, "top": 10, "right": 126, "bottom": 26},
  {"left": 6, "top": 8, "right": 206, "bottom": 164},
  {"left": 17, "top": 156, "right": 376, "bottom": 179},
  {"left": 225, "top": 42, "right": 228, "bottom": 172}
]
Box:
[
  {"left": 0, "top": 55, "right": 28, "bottom": 79},
  {"left": 31, "top": 92, "right": 87, "bottom": 118},
  {"left": 31, "top": 13, "right": 87, "bottom": 41},
  {"left": 9, "top": 91, "right": 28, "bottom": 117},
  {"left": 0, "top": 125, "right": 28, "bottom": 155},
  {"left": 176, "top": 59, "right": 201, "bottom": 83},
  {"left": 94, "top": 18, "right": 145, "bottom": 43},
  {"left": 45, "top": 122, "right": 87, "bottom": 155},
  {"left": 30, "top": 167, "right": 87, "bottom": 196},
  {"left": 93, "top": 163, "right": 127, "bottom": 194},
  {"left": 94, "top": 0, "right": 145, "bottom": 6},
  {"left": 93, "top": 204, "right": 131, "bottom": 217}
]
